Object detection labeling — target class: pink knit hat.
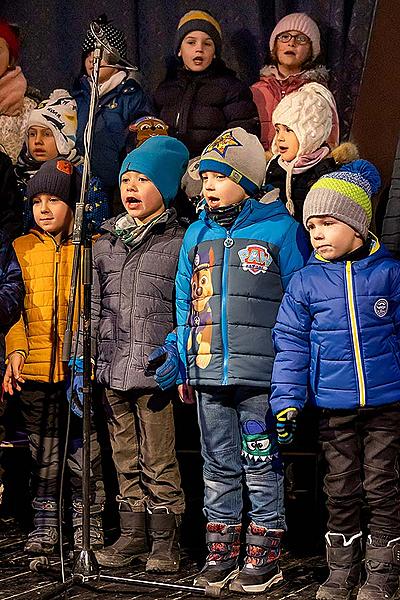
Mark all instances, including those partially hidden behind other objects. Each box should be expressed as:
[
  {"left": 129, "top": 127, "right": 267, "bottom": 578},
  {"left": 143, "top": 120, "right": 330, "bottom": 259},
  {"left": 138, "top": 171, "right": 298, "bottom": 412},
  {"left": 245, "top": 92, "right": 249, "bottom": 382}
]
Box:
[{"left": 269, "top": 13, "right": 320, "bottom": 60}]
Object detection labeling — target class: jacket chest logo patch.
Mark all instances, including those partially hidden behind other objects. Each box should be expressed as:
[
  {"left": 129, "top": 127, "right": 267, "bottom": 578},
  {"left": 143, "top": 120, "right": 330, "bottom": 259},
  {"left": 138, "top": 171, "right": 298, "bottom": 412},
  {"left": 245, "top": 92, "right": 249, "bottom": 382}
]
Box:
[
  {"left": 238, "top": 244, "right": 272, "bottom": 275},
  {"left": 374, "top": 298, "right": 388, "bottom": 317}
]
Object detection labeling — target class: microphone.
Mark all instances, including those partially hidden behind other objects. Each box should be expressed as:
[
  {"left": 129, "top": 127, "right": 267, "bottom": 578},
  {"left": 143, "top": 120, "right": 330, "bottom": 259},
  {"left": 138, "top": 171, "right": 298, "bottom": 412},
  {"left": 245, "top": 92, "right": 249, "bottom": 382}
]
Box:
[{"left": 89, "top": 21, "right": 137, "bottom": 71}]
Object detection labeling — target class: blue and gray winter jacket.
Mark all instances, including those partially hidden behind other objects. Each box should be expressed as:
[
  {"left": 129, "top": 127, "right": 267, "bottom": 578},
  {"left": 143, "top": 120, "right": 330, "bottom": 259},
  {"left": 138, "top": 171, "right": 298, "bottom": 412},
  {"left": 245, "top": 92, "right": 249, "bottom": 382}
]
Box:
[
  {"left": 270, "top": 238, "right": 400, "bottom": 413},
  {"left": 175, "top": 199, "right": 309, "bottom": 388}
]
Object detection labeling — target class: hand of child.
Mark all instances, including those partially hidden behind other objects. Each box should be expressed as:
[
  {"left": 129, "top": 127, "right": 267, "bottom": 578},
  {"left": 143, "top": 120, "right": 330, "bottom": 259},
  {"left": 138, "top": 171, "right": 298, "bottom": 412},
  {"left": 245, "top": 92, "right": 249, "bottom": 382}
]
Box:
[
  {"left": 146, "top": 339, "right": 179, "bottom": 390},
  {"left": 177, "top": 383, "right": 196, "bottom": 405},
  {"left": 3, "top": 352, "right": 26, "bottom": 395},
  {"left": 66, "top": 357, "right": 84, "bottom": 418},
  {"left": 276, "top": 408, "right": 298, "bottom": 445}
]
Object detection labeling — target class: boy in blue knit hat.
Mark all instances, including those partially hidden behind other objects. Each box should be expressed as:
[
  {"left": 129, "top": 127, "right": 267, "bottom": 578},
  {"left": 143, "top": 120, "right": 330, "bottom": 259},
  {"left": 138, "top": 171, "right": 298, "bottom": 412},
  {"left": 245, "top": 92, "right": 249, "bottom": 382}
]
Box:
[
  {"left": 271, "top": 160, "right": 400, "bottom": 600},
  {"left": 93, "top": 136, "right": 188, "bottom": 573}
]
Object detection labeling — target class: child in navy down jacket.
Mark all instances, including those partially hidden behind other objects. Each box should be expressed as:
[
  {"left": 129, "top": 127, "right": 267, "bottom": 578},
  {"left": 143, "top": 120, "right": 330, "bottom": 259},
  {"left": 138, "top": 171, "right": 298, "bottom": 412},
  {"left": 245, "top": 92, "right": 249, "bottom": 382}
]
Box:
[{"left": 271, "top": 160, "right": 400, "bottom": 600}]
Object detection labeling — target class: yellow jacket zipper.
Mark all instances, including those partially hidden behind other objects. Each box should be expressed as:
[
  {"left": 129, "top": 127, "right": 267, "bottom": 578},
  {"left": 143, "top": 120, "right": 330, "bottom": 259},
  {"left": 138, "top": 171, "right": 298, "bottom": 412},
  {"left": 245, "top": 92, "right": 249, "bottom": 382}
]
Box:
[
  {"left": 49, "top": 242, "right": 61, "bottom": 383},
  {"left": 345, "top": 261, "right": 366, "bottom": 407}
]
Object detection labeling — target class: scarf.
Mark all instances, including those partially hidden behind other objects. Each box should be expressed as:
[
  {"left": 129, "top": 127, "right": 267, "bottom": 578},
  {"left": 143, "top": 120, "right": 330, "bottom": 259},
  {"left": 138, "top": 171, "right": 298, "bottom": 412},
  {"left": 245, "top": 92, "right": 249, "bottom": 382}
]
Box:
[
  {"left": 0, "top": 66, "right": 27, "bottom": 116},
  {"left": 205, "top": 199, "right": 247, "bottom": 228},
  {"left": 114, "top": 210, "right": 171, "bottom": 249}
]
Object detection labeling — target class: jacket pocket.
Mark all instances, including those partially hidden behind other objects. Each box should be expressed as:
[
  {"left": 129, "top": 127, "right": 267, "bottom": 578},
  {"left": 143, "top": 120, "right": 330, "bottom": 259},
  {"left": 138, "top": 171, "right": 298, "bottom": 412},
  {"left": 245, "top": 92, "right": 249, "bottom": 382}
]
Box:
[
  {"left": 389, "top": 337, "right": 400, "bottom": 371},
  {"left": 309, "top": 342, "right": 320, "bottom": 394}
]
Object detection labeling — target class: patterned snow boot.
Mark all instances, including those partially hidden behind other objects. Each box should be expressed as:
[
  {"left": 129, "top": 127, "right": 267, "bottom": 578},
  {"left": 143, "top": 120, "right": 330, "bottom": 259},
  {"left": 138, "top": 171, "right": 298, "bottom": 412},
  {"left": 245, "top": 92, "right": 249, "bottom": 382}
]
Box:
[
  {"left": 72, "top": 499, "right": 104, "bottom": 552},
  {"left": 194, "top": 522, "right": 241, "bottom": 590},
  {"left": 316, "top": 532, "right": 363, "bottom": 600},
  {"left": 357, "top": 536, "right": 400, "bottom": 600},
  {"left": 229, "top": 523, "right": 283, "bottom": 594},
  {"left": 24, "top": 497, "right": 59, "bottom": 555},
  {"left": 146, "top": 507, "right": 181, "bottom": 573}
]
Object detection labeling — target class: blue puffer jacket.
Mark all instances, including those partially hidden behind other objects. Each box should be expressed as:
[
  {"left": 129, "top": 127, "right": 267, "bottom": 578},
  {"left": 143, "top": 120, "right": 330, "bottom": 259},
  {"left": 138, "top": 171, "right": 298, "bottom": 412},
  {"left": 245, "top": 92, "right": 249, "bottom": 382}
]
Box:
[
  {"left": 175, "top": 199, "right": 309, "bottom": 387},
  {"left": 0, "top": 228, "right": 24, "bottom": 335},
  {"left": 72, "top": 75, "right": 152, "bottom": 189},
  {"left": 271, "top": 238, "right": 400, "bottom": 413}
]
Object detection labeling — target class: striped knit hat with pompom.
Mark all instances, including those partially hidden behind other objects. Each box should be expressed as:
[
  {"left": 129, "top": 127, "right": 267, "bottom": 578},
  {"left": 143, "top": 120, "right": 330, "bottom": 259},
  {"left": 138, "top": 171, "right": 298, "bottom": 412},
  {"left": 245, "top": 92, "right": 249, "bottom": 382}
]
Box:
[{"left": 303, "top": 159, "right": 381, "bottom": 240}]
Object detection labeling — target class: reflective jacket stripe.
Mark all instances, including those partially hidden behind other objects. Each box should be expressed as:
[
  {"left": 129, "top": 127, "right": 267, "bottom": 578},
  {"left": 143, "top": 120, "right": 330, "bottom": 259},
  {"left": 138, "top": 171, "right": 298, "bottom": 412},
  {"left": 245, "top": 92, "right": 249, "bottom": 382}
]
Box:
[{"left": 345, "top": 261, "right": 366, "bottom": 407}]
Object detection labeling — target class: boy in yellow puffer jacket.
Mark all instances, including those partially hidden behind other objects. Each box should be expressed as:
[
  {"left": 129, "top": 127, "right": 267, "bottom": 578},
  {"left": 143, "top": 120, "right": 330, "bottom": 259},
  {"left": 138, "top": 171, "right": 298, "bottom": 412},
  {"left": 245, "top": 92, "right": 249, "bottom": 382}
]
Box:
[{"left": 3, "top": 159, "right": 104, "bottom": 556}]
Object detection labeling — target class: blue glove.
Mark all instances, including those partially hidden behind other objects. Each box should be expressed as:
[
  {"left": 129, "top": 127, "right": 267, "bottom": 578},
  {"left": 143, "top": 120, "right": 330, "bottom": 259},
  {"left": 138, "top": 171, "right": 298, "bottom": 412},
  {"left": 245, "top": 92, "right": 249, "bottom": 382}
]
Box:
[
  {"left": 146, "top": 333, "right": 179, "bottom": 391},
  {"left": 66, "top": 357, "right": 84, "bottom": 418},
  {"left": 276, "top": 408, "right": 298, "bottom": 445}
]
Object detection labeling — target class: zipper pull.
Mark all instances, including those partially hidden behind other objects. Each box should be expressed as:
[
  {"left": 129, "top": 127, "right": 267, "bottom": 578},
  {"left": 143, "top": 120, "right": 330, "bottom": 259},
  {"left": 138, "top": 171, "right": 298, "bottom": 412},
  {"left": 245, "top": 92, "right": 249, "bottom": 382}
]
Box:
[{"left": 224, "top": 230, "right": 234, "bottom": 248}]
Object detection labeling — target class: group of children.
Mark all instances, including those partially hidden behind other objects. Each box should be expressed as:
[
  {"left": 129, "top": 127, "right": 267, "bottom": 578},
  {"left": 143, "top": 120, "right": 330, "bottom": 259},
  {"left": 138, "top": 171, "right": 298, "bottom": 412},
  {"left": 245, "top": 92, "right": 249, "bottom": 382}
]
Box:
[{"left": 0, "top": 7, "right": 399, "bottom": 600}]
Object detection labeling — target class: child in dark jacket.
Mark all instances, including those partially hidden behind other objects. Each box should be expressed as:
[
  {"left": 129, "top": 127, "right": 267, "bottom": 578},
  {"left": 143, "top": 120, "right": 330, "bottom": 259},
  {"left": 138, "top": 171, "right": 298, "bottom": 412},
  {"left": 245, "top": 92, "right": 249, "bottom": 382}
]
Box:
[
  {"left": 265, "top": 82, "right": 339, "bottom": 222},
  {"left": 153, "top": 10, "right": 259, "bottom": 158},
  {"left": 71, "top": 15, "right": 152, "bottom": 192},
  {"left": 271, "top": 161, "right": 400, "bottom": 600},
  {"left": 168, "top": 127, "right": 308, "bottom": 593},
  {"left": 93, "top": 136, "right": 188, "bottom": 573}
]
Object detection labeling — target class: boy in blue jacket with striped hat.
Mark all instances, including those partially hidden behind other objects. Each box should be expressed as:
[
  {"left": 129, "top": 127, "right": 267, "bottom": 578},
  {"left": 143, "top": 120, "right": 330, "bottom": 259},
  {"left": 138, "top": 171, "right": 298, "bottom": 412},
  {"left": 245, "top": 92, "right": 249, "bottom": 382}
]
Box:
[
  {"left": 271, "top": 160, "right": 400, "bottom": 600},
  {"left": 168, "top": 127, "right": 308, "bottom": 594}
]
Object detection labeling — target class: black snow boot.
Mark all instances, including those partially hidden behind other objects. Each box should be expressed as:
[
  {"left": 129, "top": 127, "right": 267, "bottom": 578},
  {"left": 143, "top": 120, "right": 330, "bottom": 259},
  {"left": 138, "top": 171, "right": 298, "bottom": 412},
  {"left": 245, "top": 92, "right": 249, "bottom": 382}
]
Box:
[
  {"left": 72, "top": 499, "right": 104, "bottom": 552},
  {"left": 95, "top": 500, "right": 148, "bottom": 567},
  {"left": 357, "top": 536, "right": 400, "bottom": 600},
  {"left": 316, "top": 532, "right": 363, "bottom": 600},
  {"left": 229, "top": 523, "right": 284, "bottom": 594},
  {"left": 25, "top": 497, "right": 59, "bottom": 555},
  {"left": 146, "top": 507, "right": 181, "bottom": 573},
  {"left": 194, "top": 522, "right": 241, "bottom": 590}
]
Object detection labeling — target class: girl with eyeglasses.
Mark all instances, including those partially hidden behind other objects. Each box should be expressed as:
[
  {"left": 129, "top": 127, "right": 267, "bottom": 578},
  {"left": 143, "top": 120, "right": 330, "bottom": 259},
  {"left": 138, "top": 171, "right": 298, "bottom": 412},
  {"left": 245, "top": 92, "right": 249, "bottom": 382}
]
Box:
[{"left": 251, "top": 13, "right": 339, "bottom": 151}]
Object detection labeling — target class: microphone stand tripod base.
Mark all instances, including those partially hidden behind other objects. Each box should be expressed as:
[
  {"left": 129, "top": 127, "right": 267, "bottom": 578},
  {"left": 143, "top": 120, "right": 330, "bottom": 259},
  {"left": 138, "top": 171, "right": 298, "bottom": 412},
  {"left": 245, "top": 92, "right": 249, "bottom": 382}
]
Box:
[{"left": 73, "top": 549, "right": 100, "bottom": 581}]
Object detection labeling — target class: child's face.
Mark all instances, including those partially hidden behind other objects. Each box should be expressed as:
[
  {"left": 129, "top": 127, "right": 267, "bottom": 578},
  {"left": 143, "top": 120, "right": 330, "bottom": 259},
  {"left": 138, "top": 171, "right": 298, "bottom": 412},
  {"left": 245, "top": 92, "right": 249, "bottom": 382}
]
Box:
[
  {"left": 201, "top": 171, "right": 248, "bottom": 209},
  {"left": 274, "top": 124, "right": 299, "bottom": 161},
  {"left": 32, "top": 193, "right": 74, "bottom": 240},
  {"left": 85, "top": 51, "right": 119, "bottom": 84},
  {"left": 28, "top": 126, "right": 58, "bottom": 162},
  {"left": 307, "top": 216, "right": 363, "bottom": 259},
  {"left": 120, "top": 171, "right": 165, "bottom": 224},
  {"left": 0, "top": 38, "right": 10, "bottom": 78},
  {"left": 178, "top": 31, "right": 215, "bottom": 72},
  {"left": 275, "top": 30, "right": 311, "bottom": 73}
]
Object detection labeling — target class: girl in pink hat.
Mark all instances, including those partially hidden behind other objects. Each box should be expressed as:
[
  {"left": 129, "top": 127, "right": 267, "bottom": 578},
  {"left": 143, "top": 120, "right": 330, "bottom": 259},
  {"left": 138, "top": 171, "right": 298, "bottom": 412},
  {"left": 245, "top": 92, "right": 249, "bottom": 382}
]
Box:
[{"left": 251, "top": 13, "right": 339, "bottom": 151}]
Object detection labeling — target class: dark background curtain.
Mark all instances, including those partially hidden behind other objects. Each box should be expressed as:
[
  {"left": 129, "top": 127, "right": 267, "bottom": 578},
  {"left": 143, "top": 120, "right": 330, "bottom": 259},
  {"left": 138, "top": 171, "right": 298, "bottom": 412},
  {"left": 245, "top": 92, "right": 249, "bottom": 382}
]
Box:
[{"left": 1, "top": 0, "right": 376, "bottom": 139}]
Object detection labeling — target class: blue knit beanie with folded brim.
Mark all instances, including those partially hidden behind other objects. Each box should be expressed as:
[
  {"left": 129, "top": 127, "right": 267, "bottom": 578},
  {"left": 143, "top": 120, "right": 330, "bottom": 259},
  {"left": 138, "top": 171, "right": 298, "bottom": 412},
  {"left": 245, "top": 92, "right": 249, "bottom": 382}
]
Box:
[{"left": 119, "top": 136, "right": 189, "bottom": 206}]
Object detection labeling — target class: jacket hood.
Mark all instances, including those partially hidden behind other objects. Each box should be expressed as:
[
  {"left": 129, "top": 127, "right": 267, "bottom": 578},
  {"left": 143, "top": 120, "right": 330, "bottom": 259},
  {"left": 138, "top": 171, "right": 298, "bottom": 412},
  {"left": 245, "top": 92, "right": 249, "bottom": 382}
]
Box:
[{"left": 259, "top": 64, "right": 329, "bottom": 84}]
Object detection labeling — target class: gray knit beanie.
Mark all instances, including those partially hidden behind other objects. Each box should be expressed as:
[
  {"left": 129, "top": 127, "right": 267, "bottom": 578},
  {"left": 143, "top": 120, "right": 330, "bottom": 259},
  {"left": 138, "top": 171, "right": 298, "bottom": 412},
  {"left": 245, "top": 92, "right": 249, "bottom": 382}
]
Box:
[
  {"left": 199, "top": 128, "right": 266, "bottom": 196},
  {"left": 303, "top": 160, "right": 381, "bottom": 240}
]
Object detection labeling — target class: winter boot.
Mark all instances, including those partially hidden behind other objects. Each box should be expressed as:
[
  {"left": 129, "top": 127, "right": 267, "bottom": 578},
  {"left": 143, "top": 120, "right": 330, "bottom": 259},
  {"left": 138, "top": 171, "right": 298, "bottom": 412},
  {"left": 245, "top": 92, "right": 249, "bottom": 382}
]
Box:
[
  {"left": 146, "top": 507, "right": 181, "bottom": 573},
  {"left": 72, "top": 499, "right": 104, "bottom": 552},
  {"left": 95, "top": 500, "right": 148, "bottom": 567},
  {"left": 194, "top": 522, "right": 241, "bottom": 590},
  {"left": 230, "top": 523, "right": 284, "bottom": 594},
  {"left": 24, "top": 497, "right": 59, "bottom": 555},
  {"left": 357, "top": 536, "right": 400, "bottom": 600},
  {"left": 316, "top": 532, "right": 363, "bottom": 600}
]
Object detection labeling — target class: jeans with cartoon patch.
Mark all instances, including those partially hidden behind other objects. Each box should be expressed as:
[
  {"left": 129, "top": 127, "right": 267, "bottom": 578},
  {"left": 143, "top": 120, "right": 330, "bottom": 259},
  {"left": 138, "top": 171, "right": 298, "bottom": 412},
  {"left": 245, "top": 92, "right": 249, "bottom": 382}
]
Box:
[{"left": 196, "top": 385, "right": 285, "bottom": 528}]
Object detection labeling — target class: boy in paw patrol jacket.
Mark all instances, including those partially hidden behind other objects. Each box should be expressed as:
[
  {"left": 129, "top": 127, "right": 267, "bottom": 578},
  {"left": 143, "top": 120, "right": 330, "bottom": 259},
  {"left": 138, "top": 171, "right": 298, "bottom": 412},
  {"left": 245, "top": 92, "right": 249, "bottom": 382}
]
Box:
[
  {"left": 174, "top": 127, "right": 309, "bottom": 594},
  {"left": 271, "top": 161, "right": 400, "bottom": 600}
]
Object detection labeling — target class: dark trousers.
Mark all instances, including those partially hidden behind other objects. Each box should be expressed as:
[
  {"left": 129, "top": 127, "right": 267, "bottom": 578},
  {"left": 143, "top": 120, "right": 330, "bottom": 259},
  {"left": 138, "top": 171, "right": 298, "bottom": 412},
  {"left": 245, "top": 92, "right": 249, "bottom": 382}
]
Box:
[
  {"left": 19, "top": 381, "right": 104, "bottom": 504},
  {"left": 319, "top": 402, "right": 400, "bottom": 538},
  {"left": 104, "top": 388, "right": 185, "bottom": 514}
]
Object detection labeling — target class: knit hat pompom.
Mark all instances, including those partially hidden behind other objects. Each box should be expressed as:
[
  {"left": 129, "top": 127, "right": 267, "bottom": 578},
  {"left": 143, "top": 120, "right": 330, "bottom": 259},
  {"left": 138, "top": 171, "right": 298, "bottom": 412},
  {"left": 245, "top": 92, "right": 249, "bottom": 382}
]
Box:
[
  {"left": 119, "top": 136, "right": 189, "bottom": 206},
  {"left": 272, "top": 82, "right": 336, "bottom": 158},
  {"left": 0, "top": 19, "right": 21, "bottom": 64},
  {"left": 199, "top": 127, "right": 266, "bottom": 196},
  {"left": 269, "top": 12, "right": 320, "bottom": 60},
  {"left": 27, "top": 159, "right": 82, "bottom": 211},
  {"left": 82, "top": 14, "right": 127, "bottom": 59},
  {"left": 303, "top": 159, "right": 381, "bottom": 240},
  {"left": 175, "top": 10, "right": 222, "bottom": 57},
  {"left": 27, "top": 89, "right": 78, "bottom": 156}
]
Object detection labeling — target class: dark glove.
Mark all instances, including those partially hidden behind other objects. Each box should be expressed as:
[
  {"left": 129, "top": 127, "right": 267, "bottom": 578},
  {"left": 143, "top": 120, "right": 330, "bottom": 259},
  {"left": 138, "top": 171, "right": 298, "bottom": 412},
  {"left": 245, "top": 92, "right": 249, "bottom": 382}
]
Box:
[
  {"left": 276, "top": 408, "right": 298, "bottom": 445},
  {"left": 146, "top": 333, "right": 179, "bottom": 391},
  {"left": 66, "top": 357, "right": 84, "bottom": 418}
]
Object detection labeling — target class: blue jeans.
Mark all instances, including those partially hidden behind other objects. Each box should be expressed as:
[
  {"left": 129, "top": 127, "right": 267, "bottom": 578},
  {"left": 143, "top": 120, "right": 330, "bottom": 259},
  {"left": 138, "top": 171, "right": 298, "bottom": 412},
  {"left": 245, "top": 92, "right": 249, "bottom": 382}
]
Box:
[{"left": 196, "top": 385, "right": 285, "bottom": 529}]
